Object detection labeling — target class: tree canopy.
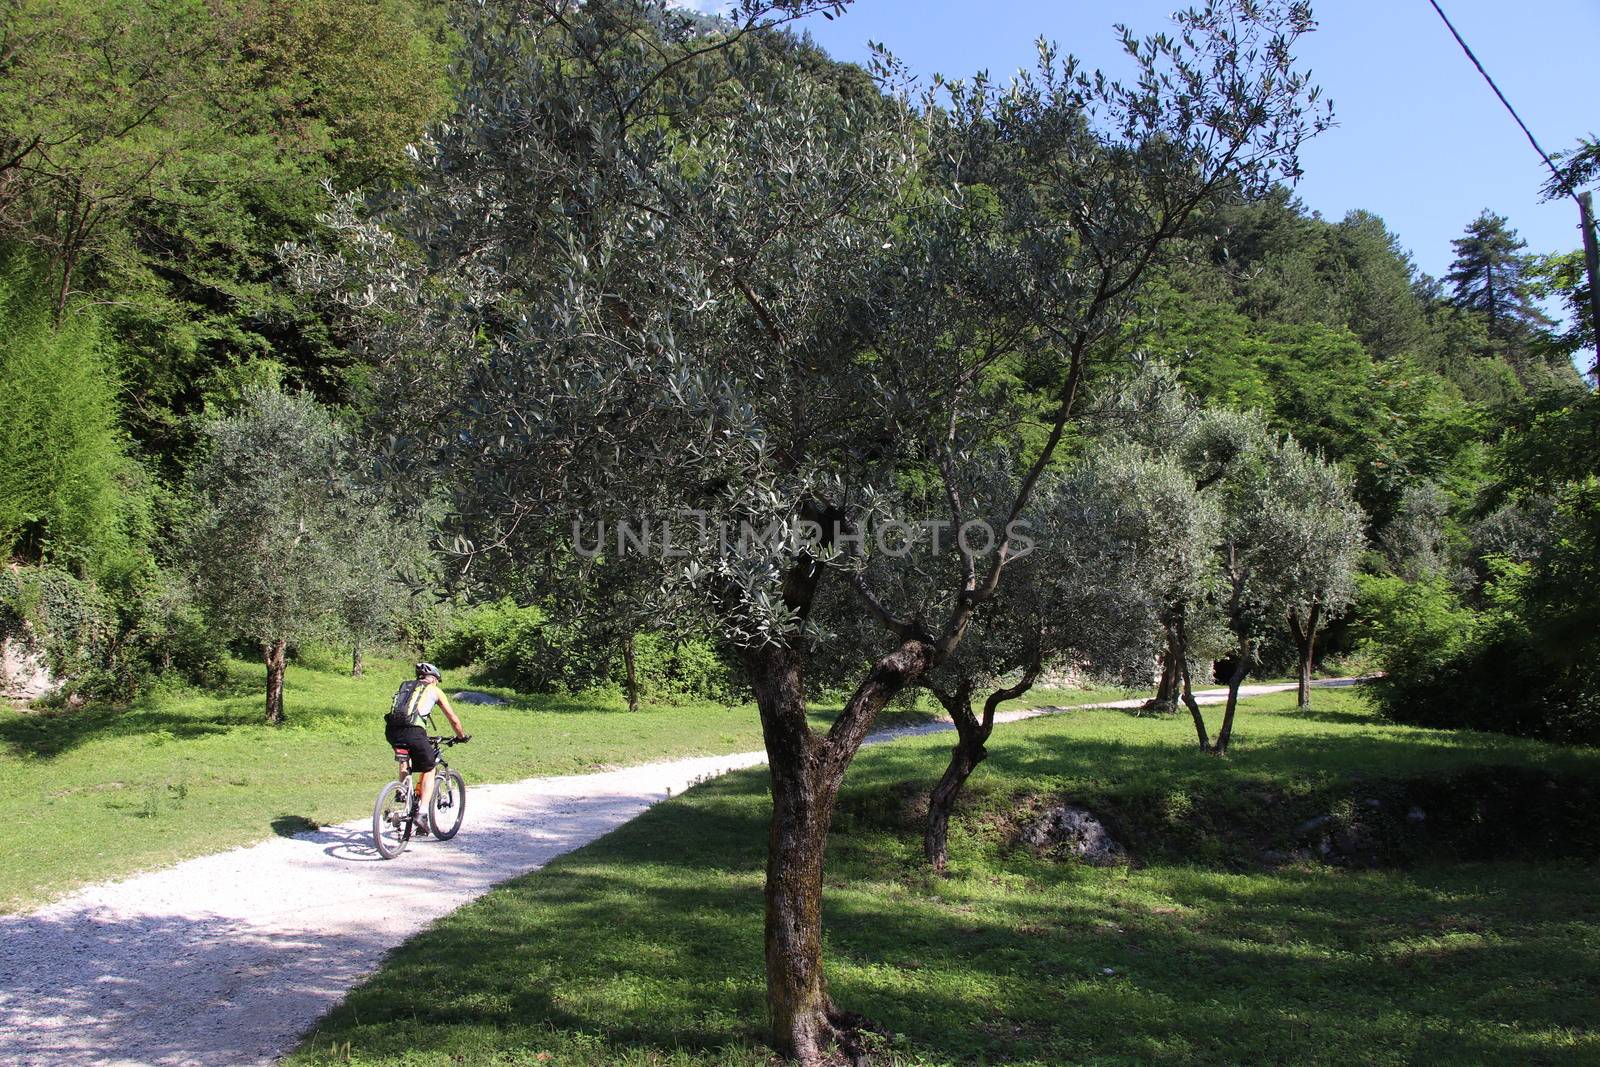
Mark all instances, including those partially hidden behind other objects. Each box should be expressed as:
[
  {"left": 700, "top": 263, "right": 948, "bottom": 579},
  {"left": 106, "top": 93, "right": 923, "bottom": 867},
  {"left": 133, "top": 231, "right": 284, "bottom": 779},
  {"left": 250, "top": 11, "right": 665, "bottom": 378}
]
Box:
[
  {"left": 293, "top": 0, "right": 1329, "bottom": 1057},
  {"left": 183, "top": 384, "right": 365, "bottom": 722}
]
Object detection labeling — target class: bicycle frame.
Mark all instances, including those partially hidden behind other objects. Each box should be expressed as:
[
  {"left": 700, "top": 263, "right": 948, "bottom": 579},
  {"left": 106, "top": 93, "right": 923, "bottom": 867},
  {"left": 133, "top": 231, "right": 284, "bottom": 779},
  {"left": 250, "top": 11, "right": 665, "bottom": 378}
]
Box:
[
  {"left": 391, "top": 737, "right": 454, "bottom": 831},
  {"left": 375, "top": 719, "right": 466, "bottom": 859}
]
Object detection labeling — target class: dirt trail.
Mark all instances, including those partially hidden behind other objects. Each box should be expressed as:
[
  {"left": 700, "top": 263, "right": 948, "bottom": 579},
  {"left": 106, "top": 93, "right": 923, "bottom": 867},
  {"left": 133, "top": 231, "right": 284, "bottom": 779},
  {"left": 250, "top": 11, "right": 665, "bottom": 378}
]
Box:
[{"left": 0, "top": 679, "right": 1358, "bottom": 1066}]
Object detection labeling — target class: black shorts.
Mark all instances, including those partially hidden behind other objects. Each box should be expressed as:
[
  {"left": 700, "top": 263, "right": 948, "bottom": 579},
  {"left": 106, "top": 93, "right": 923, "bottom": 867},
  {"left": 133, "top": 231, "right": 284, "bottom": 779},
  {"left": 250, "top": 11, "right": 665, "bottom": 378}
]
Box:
[{"left": 385, "top": 723, "right": 438, "bottom": 772}]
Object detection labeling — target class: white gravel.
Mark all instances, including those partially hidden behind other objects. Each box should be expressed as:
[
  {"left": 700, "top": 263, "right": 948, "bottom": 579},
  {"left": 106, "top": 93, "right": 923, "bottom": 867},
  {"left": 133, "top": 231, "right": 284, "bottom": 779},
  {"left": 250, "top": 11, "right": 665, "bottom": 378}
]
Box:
[{"left": 0, "top": 679, "right": 1356, "bottom": 1066}]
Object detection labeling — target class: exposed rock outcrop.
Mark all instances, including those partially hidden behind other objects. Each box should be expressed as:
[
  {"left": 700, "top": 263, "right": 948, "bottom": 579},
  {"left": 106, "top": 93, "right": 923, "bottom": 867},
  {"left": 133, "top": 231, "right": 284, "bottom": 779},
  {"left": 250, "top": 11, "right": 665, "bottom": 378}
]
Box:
[
  {"left": 1020, "top": 804, "right": 1128, "bottom": 866},
  {"left": 1, "top": 636, "right": 57, "bottom": 701},
  {"left": 452, "top": 690, "right": 510, "bottom": 705}
]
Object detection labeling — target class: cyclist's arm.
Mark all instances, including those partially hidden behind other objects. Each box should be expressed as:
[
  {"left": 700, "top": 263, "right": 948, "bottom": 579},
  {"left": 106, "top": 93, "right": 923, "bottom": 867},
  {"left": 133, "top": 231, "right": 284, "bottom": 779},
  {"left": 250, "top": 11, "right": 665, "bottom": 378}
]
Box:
[{"left": 433, "top": 688, "right": 467, "bottom": 739}]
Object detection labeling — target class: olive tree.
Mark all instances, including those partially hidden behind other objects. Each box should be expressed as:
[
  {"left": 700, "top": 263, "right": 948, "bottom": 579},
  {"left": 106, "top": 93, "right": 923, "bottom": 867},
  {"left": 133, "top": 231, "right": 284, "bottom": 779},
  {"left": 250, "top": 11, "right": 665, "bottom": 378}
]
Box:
[
  {"left": 1285, "top": 531, "right": 1360, "bottom": 708},
  {"left": 1088, "top": 360, "right": 1363, "bottom": 746},
  {"left": 1205, "top": 433, "right": 1365, "bottom": 752},
  {"left": 333, "top": 498, "right": 438, "bottom": 677},
  {"left": 183, "top": 385, "right": 347, "bottom": 724},
  {"left": 292, "top": 0, "right": 1324, "bottom": 1057},
  {"left": 1106, "top": 370, "right": 1366, "bottom": 748},
  {"left": 516, "top": 550, "right": 683, "bottom": 711},
  {"left": 1084, "top": 361, "right": 1249, "bottom": 744},
  {"left": 906, "top": 446, "right": 1204, "bottom": 871}
]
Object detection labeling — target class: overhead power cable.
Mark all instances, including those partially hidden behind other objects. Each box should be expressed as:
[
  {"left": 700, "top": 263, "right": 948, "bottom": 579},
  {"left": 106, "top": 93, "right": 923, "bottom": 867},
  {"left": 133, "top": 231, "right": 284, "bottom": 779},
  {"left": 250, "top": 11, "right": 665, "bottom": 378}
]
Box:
[
  {"left": 1427, "top": 0, "right": 1600, "bottom": 382},
  {"left": 1425, "top": 0, "right": 1574, "bottom": 203}
]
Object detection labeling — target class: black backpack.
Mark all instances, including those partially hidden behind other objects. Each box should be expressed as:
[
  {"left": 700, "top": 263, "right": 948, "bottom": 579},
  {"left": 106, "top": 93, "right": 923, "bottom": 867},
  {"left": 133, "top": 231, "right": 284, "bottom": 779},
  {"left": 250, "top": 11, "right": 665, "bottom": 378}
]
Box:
[{"left": 387, "top": 679, "right": 423, "bottom": 729}]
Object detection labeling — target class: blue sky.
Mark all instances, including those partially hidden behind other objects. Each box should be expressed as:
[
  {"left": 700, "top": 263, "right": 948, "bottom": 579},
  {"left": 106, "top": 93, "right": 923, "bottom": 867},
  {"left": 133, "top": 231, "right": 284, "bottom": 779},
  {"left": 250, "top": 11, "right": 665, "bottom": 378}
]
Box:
[{"left": 774, "top": 0, "right": 1596, "bottom": 284}]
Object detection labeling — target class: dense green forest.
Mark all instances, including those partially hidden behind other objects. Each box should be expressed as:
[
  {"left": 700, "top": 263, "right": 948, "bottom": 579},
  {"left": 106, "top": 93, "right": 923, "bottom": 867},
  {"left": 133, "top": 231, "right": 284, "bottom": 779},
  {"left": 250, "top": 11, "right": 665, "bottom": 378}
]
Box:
[
  {"left": 1, "top": 0, "right": 452, "bottom": 693},
  {"left": 1, "top": 0, "right": 1595, "bottom": 749}
]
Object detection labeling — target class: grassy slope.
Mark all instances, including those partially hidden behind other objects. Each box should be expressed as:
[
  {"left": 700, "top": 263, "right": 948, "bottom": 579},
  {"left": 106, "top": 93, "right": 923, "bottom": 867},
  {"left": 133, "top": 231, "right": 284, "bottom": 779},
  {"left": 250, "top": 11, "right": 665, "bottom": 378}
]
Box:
[
  {"left": 1, "top": 653, "right": 1118, "bottom": 912},
  {"left": 291, "top": 688, "right": 1600, "bottom": 1067}
]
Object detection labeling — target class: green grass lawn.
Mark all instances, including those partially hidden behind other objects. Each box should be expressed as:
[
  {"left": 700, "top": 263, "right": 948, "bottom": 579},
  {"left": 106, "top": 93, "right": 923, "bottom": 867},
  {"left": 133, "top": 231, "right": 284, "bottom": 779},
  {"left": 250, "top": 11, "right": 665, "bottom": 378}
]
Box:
[
  {"left": 290, "top": 688, "right": 1600, "bottom": 1067},
  {"left": 1, "top": 653, "right": 1122, "bottom": 912}
]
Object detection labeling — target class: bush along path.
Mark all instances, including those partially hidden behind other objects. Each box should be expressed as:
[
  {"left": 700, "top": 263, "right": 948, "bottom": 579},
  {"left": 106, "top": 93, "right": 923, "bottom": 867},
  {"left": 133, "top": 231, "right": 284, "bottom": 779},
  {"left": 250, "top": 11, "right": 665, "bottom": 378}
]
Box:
[{"left": 0, "top": 680, "right": 1355, "bottom": 1066}]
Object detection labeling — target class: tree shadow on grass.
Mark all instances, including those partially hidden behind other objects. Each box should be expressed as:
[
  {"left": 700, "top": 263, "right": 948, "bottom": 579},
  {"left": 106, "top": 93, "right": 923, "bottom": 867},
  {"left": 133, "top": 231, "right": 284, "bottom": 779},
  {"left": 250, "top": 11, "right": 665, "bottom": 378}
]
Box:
[
  {"left": 296, "top": 774, "right": 1600, "bottom": 1066},
  {"left": 954, "top": 719, "right": 1597, "bottom": 792},
  {"left": 831, "top": 890, "right": 1600, "bottom": 1065},
  {"left": 304, "top": 871, "right": 772, "bottom": 1059},
  {"left": 1254, "top": 705, "right": 1374, "bottom": 726},
  {"left": 0, "top": 703, "right": 243, "bottom": 759}
]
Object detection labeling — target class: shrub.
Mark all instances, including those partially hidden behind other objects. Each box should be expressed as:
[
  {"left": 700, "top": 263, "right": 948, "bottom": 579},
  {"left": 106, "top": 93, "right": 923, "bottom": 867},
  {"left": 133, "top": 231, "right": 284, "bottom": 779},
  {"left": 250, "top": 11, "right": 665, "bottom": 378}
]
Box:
[
  {"left": 0, "top": 248, "right": 148, "bottom": 582},
  {"left": 288, "top": 640, "right": 347, "bottom": 673},
  {"left": 1355, "top": 567, "right": 1600, "bottom": 745},
  {"left": 0, "top": 564, "right": 228, "bottom": 701},
  {"left": 630, "top": 632, "right": 736, "bottom": 704},
  {"left": 434, "top": 599, "right": 735, "bottom": 701},
  {"left": 1352, "top": 573, "right": 1476, "bottom": 686},
  {"left": 118, "top": 572, "right": 227, "bottom": 690},
  {"left": 496, "top": 616, "right": 617, "bottom": 694},
  {"left": 0, "top": 565, "right": 119, "bottom": 697},
  {"left": 433, "top": 599, "right": 610, "bottom": 693},
  {"left": 431, "top": 599, "right": 543, "bottom": 670}
]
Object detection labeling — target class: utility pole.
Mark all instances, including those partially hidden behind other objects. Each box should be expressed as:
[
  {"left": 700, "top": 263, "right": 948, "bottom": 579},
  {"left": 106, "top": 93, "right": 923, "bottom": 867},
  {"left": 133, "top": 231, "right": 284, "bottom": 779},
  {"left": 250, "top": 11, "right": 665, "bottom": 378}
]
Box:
[{"left": 1578, "top": 191, "right": 1600, "bottom": 383}]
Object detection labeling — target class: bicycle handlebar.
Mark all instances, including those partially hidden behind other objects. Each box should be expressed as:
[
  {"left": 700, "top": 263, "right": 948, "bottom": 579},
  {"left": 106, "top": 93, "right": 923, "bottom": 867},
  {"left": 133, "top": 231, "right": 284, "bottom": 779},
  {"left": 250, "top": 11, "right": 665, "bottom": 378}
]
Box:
[{"left": 431, "top": 734, "right": 470, "bottom": 746}]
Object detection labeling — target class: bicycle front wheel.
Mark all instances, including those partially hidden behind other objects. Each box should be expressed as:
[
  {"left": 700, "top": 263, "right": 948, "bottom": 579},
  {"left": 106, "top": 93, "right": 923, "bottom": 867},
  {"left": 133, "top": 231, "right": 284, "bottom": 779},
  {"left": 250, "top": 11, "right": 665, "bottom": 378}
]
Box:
[
  {"left": 429, "top": 770, "right": 466, "bottom": 840},
  {"left": 372, "top": 779, "right": 412, "bottom": 859}
]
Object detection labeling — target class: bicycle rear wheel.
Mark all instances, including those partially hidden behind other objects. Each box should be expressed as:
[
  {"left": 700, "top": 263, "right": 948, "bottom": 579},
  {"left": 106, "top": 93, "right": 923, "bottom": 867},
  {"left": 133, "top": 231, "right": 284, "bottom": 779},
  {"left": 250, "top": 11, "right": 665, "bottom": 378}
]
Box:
[
  {"left": 372, "top": 778, "right": 413, "bottom": 859},
  {"left": 428, "top": 770, "right": 466, "bottom": 840}
]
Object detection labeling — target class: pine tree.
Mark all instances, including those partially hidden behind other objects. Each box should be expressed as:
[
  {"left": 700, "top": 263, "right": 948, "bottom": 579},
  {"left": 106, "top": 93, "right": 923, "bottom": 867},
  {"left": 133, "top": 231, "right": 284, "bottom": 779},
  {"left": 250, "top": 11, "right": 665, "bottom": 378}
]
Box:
[{"left": 1445, "top": 210, "right": 1553, "bottom": 347}]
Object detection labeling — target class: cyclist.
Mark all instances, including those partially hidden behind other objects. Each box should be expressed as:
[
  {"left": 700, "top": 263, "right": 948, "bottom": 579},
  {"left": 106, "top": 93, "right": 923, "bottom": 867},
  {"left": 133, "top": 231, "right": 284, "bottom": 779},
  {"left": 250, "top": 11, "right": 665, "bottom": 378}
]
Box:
[{"left": 386, "top": 662, "right": 469, "bottom": 834}]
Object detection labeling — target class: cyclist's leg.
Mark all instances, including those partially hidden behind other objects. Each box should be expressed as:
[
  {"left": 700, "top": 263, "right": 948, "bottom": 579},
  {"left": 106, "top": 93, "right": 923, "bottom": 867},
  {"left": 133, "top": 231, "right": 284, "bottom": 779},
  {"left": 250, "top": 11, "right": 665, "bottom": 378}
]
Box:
[{"left": 398, "top": 726, "right": 438, "bottom": 829}]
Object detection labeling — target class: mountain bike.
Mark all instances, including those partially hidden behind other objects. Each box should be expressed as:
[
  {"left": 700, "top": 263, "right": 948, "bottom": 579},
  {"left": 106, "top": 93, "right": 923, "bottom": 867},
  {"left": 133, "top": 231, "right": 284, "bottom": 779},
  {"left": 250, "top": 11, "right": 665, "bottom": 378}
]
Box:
[{"left": 372, "top": 733, "right": 468, "bottom": 860}]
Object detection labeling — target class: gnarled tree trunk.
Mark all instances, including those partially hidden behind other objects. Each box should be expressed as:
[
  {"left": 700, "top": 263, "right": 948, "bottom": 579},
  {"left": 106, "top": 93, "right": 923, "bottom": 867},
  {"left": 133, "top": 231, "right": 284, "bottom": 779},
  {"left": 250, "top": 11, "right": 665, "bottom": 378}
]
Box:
[
  {"left": 925, "top": 680, "right": 982, "bottom": 874},
  {"left": 1179, "top": 666, "right": 1209, "bottom": 751},
  {"left": 351, "top": 642, "right": 364, "bottom": 678},
  {"left": 1212, "top": 639, "right": 1252, "bottom": 755},
  {"left": 924, "top": 655, "right": 1041, "bottom": 872},
  {"left": 759, "top": 668, "right": 833, "bottom": 1063},
  {"left": 744, "top": 637, "right": 935, "bottom": 1064},
  {"left": 1172, "top": 609, "right": 1211, "bottom": 751},
  {"left": 1153, "top": 620, "right": 1180, "bottom": 705},
  {"left": 264, "top": 638, "right": 287, "bottom": 725},
  {"left": 1210, "top": 565, "right": 1255, "bottom": 755},
  {"left": 1287, "top": 598, "right": 1321, "bottom": 709}
]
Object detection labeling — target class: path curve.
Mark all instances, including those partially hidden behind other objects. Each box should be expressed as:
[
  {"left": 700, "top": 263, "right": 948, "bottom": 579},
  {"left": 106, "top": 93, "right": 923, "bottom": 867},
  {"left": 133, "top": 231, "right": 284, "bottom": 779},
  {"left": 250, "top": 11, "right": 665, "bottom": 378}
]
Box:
[{"left": 0, "top": 679, "right": 1360, "bottom": 1066}]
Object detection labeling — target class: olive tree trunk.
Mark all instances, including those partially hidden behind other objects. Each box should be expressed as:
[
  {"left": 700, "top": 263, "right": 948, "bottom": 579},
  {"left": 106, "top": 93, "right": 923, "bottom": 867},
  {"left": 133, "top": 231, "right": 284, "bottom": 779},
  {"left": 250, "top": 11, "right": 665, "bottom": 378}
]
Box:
[
  {"left": 264, "top": 638, "right": 287, "bottom": 725},
  {"left": 1179, "top": 667, "right": 1210, "bottom": 751},
  {"left": 1210, "top": 568, "right": 1254, "bottom": 755},
  {"left": 924, "top": 658, "right": 1042, "bottom": 872},
  {"left": 744, "top": 638, "right": 934, "bottom": 1064},
  {"left": 1153, "top": 621, "right": 1181, "bottom": 705},
  {"left": 925, "top": 680, "right": 983, "bottom": 874},
  {"left": 351, "top": 642, "right": 364, "bottom": 678},
  {"left": 622, "top": 632, "right": 640, "bottom": 712},
  {"left": 1287, "top": 599, "right": 1321, "bottom": 709},
  {"left": 1172, "top": 609, "right": 1211, "bottom": 751},
  {"left": 1211, "top": 640, "right": 1253, "bottom": 755}
]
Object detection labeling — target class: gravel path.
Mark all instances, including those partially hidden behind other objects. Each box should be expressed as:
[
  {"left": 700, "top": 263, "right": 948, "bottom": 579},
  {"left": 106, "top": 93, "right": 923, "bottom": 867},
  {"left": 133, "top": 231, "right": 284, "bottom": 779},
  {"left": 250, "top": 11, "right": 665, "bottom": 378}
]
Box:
[{"left": 0, "top": 679, "right": 1359, "bottom": 1066}]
